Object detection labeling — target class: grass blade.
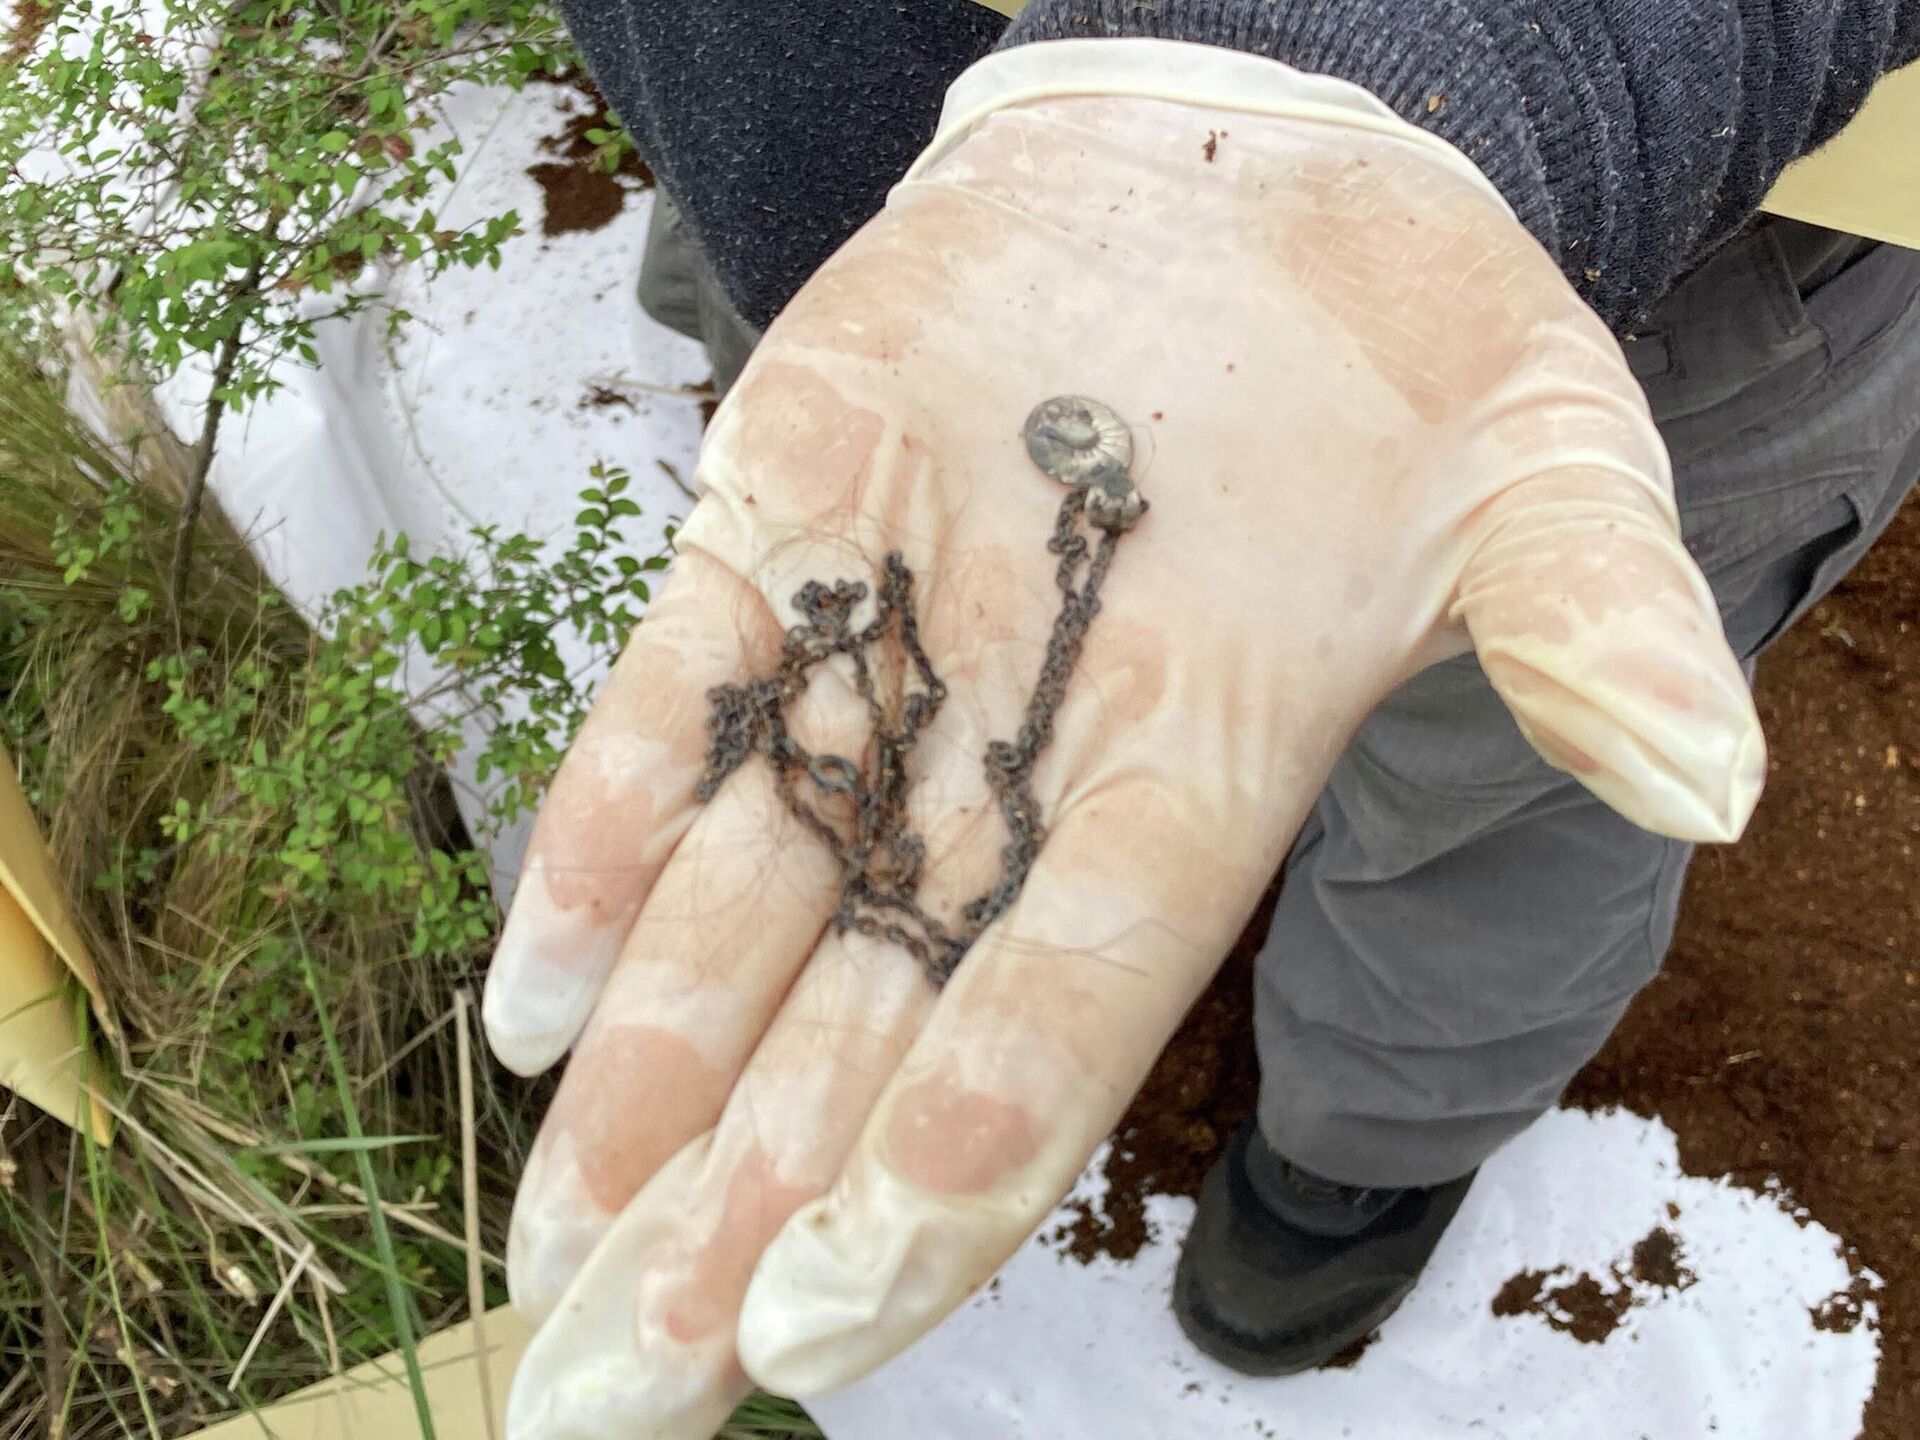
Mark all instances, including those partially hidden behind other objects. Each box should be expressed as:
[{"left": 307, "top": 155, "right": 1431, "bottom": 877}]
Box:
[
  {"left": 239, "top": 1135, "right": 435, "bottom": 1157},
  {"left": 297, "top": 925, "right": 438, "bottom": 1440},
  {"left": 454, "top": 988, "right": 501, "bottom": 1440},
  {"left": 77, "top": 1000, "right": 164, "bottom": 1440}
]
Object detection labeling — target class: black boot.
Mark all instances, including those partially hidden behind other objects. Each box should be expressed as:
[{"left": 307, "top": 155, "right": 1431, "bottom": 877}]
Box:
[{"left": 1172, "top": 1121, "right": 1476, "bottom": 1375}]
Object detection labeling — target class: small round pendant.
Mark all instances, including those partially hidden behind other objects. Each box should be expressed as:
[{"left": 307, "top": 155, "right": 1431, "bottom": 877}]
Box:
[{"left": 1023, "top": 395, "right": 1146, "bottom": 533}]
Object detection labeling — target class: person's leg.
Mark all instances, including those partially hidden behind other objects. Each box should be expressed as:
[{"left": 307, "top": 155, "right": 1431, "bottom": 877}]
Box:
[
  {"left": 1253, "top": 654, "right": 1692, "bottom": 1186},
  {"left": 634, "top": 191, "right": 762, "bottom": 395},
  {"left": 1178, "top": 220, "right": 1920, "bottom": 1372}
]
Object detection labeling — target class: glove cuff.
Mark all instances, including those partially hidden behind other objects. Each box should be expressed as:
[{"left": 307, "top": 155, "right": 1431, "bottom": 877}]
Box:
[{"left": 906, "top": 37, "right": 1513, "bottom": 217}]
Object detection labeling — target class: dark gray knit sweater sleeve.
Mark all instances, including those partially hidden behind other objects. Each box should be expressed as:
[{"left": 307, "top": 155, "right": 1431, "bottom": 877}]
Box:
[{"left": 1004, "top": 2, "right": 1920, "bottom": 327}]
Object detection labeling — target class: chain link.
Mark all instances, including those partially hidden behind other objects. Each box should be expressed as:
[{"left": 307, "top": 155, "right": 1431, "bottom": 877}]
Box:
[{"left": 696, "top": 400, "right": 1142, "bottom": 987}]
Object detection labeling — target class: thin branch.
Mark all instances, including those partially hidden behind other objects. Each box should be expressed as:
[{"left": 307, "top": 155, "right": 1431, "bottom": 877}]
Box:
[{"left": 166, "top": 260, "right": 263, "bottom": 631}]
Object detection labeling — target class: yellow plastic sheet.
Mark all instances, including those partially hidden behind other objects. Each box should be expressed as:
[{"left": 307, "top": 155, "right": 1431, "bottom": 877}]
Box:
[
  {"left": 185, "top": 1306, "right": 530, "bottom": 1440},
  {"left": 1763, "top": 60, "right": 1920, "bottom": 249},
  {"left": 0, "top": 743, "right": 110, "bottom": 1141}
]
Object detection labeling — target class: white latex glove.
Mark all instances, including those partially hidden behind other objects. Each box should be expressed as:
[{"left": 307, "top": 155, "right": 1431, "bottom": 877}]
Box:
[{"left": 483, "top": 41, "right": 1764, "bottom": 1440}]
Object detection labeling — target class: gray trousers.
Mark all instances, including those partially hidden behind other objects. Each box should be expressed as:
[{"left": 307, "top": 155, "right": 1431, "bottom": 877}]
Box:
[
  {"left": 639, "top": 195, "right": 762, "bottom": 395},
  {"left": 1260, "top": 222, "right": 1920, "bottom": 1187},
  {"left": 643, "top": 201, "right": 1920, "bottom": 1189}
]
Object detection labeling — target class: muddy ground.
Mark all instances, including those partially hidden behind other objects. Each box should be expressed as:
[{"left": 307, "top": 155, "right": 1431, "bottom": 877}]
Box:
[{"left": 1071, "top": 491, "right": 1917, "bottom": 1438}]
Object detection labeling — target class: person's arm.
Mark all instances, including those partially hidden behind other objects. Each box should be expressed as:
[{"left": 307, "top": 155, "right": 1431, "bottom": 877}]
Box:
[{"left": 1004, "top": 0, "right": 1920, "bottom": 327}]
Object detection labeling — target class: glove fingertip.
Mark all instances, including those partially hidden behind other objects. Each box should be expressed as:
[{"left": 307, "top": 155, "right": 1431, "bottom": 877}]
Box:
[
  {"left": 482, "top": 882, "right": 632, "bottom": 1076},
  {"left": 1488, "top": 647, "right": 1766, "bottom": 843},
  {"left": 481, "top": 973, "right": 580, "bottom": 1077}
]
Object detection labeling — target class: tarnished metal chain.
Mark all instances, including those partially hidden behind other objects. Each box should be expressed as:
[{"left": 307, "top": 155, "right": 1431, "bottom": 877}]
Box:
[{"left": 696, "top": 397, "right": 1146, "bottom": 987}]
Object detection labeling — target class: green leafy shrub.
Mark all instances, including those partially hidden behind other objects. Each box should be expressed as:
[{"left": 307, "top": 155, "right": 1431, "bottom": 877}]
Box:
[
  {"left": 0, "top": 0, "right": 571, "bottom": 398},
  {"left": 0, "top": 0, "right": 592, "bottom": 618},
  {"left": 0, "top": 347, "right": 690, "bottom": 1438},
  {"left": 0, "top": 10, "right": 819, "bottom": 1434}
]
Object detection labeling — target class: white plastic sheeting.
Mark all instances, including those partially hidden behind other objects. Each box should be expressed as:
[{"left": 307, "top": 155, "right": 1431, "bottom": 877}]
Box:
[{"left": 809, "top": 1107, "right": 1879, "bottom": 1440}]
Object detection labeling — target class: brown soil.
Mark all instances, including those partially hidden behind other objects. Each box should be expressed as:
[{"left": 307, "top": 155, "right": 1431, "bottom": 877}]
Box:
[
  {"left": 692, "top": 377, "right": 719, "bottom": 430},
  {"left": 1492, "top": 1268, "right": 1636, "bottom": 1343},
  {"left": 1628, "top": 1226, "right": 1697, "bottom": 1291},
  {"left": 1488, "top": 1226, "right": 1698, "bottom": 1344},
  {"left": 1060, "top": 492, "right": 1917, "bottom": 1425},
  {"left": 1815, "top": 1274, "right": 1882, "bottom": 1335},
  {"left": 527, "top": 79, "right": 653, "bottom": 238},
  {"left": 1052, "top": 882, "right": 1272, "bottom": 1264},
  {"left": 1321, "top": 1331, "right": 1376, "bottom": 1369}
]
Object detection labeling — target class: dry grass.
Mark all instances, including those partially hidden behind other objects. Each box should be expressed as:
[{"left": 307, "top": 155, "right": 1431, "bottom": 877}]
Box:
[{"left": 0, "top": 346, "right": 818, "bottom": 1440}]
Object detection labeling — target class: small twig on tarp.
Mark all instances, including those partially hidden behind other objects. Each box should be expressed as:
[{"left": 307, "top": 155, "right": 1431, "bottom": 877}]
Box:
[{"left": 655, "top": 457, "right": 698, "bottom": 503}]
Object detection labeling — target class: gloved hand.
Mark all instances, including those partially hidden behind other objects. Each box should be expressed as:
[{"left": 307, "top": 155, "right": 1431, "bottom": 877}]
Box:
[{"left": 483, "top": 41, "right": 1764, "bottom": 1440}]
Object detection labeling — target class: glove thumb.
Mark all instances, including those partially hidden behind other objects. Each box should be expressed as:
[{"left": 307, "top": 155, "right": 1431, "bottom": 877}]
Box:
[{"left": 1452, "top": 464, "right": 1766, "bottom": 842}]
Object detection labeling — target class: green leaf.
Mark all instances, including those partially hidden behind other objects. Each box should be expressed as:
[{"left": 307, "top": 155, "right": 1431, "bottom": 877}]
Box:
[{"left": 318, "top": 130, "right": 353, "bottom": 153}]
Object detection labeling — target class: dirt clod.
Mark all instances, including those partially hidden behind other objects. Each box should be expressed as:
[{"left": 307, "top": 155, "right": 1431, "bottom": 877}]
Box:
[
  {"left": 1629, "top": 1227, "right": 1696, "bottom": 1291},
  {"left": 1492, "top": 1268, "right": 1636, "bottom": 1344},
  {"left": 1491, "top": 1227, "right": 1698, "bottom": 1344},
  {"left": 691, "top": 377, "right": 719, "bottom": 430},
  {"left": 1321, "top": 1331, "right": 1378, "bottom": 1369},
  {"left": 527, "top": 80, "right": 654, "bottom": 237},
  {"left": 1812, "top": 1273, "right": 1882, "bottom": 1335},
  {"left": 1492, "top": 1270, "right": 1549, "bottom": 1319}
]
